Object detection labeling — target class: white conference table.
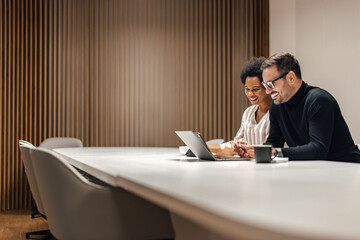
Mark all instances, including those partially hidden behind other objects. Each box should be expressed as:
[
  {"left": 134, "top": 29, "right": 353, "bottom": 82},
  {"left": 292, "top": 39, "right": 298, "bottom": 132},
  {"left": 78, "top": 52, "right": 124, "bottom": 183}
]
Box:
[{"left": 54, "top": 147, "right": 360, "bottom": 240}]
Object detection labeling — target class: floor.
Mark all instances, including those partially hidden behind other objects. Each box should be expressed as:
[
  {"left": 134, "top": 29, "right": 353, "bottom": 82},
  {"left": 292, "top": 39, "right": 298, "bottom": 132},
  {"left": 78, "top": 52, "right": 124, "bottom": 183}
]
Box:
[{"left": 0, "top": 209, "right": 53, "bottom": 240}]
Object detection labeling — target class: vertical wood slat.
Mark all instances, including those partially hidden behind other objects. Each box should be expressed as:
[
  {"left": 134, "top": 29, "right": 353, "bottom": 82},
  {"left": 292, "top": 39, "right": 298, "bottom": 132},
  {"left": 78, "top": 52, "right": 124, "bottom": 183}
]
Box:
[
  {"left": 10, "top": 0, "right": 15, "bottom": 210},
  {"left": 0, "top": 0, "right": 269, "bottom": 211},
  {"left": 14, "top": 0, "right": 18, "bottom": 209},
  {"left": 16, "top": 0, "right": 23, "bottom": 208},
  {"left": 0, "top": 0, "right": 3, "bottom": 210},
  {"left": 6, "top": 0, "right": 11, "bottom": 210}
]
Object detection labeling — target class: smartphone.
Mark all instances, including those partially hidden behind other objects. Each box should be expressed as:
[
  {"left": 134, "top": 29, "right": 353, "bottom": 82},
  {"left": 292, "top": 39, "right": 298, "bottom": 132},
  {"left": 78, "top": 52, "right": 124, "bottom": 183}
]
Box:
[
  {"left": 230, "top": 140, "right": 246, "bottom": 150},
  {"left": 237, "top": 144, "right": 246, "bottom": 149}
]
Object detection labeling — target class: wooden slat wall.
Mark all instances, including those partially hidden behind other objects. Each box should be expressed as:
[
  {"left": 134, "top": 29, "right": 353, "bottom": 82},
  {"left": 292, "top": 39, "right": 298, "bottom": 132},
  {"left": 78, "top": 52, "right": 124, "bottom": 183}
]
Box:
[{"left": 0, "top": 0, "right": 269, "bottom": 210}]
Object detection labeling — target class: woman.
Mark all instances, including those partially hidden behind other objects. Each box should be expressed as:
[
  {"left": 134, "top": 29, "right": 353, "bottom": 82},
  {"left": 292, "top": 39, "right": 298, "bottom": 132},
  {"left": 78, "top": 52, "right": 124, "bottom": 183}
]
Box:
[{"left": 209, "top": 57, "right": 272, "bottom": 155}]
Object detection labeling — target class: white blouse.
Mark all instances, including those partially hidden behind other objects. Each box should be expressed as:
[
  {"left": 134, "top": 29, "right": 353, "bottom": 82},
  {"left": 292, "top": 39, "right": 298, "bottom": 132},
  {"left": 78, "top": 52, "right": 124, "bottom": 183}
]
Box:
[{"left": 221, "top": 105, "right": 270, "bottom": 147}]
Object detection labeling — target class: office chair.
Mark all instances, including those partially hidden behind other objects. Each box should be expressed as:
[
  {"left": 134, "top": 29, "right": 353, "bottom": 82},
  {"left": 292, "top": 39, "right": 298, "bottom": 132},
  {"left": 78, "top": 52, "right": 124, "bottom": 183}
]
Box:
[
  {"left": 30, "top": 148, "right": 174, "bottom": 240},
  {"left": 20, "top": 140, "right": 41, "bottom": 218},
  {"left": 39, "top": 137, "right": 111, "bottom": 185},
  {"left": 19, "top": 142, "right": 53, "bottom": 240},
  {"left": 39, "top": 137, "right": 83, "bottom": 149}
]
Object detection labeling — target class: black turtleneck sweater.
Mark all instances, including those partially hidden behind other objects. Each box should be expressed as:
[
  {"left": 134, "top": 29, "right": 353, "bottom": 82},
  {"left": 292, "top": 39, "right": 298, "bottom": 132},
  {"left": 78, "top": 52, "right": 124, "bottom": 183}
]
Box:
[{"left": 264, "top": 82, "right": 360, "bottom": 162}]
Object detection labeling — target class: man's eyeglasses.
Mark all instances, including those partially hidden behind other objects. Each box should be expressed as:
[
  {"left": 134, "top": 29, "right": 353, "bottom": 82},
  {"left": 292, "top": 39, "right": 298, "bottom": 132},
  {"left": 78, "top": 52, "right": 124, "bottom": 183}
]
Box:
[{"left": 261, "top": 71, "right": 289, "bottom": 89}]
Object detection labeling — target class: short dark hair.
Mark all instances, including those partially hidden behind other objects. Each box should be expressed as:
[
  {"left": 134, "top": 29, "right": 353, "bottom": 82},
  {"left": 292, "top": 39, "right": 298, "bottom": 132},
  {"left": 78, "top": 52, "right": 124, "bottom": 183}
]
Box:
[
  {"left": 261, "top": 52, "right": 302, "bottom": 79},
  {"left": 240, "top": 57, "right": 266, "bottom": 84}
]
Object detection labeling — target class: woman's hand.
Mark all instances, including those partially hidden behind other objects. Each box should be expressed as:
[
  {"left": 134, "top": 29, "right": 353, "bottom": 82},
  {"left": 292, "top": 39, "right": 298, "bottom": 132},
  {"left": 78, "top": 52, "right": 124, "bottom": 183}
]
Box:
[
  {"left": 234, "top": 140, "right": 252, "bottom": 158},
  {"left": 216, "top": 147, "right": 237, "bottom": 155}
]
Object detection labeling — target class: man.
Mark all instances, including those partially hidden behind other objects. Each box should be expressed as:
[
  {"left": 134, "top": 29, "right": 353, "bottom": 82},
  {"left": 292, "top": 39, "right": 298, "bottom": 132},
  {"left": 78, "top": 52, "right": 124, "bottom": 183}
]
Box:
[{"left": 236, "top": 52, "right": 360, "bottom": 162}]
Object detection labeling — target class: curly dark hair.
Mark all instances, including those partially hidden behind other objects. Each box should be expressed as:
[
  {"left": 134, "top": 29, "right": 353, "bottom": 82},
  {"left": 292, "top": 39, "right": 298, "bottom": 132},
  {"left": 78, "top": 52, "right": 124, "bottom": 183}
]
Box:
[
  {"left": 240, "top": 57, "right": 266, "bottom": 85},
  {"left": 261, "top": 52, "right": 302, "bottom": 79}
]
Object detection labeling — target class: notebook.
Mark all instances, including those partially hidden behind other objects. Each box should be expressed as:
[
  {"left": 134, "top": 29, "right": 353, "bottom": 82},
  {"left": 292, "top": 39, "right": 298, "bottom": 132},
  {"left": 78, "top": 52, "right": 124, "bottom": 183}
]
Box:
[{"left": 175, "top": 131, "right": 251, "bottom": 161}]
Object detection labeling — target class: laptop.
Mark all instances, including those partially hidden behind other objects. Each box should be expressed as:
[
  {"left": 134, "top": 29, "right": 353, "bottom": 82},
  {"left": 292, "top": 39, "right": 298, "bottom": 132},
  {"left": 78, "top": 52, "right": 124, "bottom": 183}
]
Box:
[{"left": 175, "top": 131, "right": 251, "bottom": 161}]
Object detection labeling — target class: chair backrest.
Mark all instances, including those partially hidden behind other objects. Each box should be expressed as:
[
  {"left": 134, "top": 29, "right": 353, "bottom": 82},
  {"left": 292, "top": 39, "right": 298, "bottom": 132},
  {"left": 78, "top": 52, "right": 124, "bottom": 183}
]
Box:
[
  {"left": 19, "top": 143, "right": 45, "bottom": 216},
  {"left": 206, "top": 138, "right": 225, "bottom": 145},
  {"left": 30, "top": 148, "right": 174, "bottom": 240},
  {"left": 39, "top": 137, "right": 83, "bottom": 149},
  {"left": 19, "top": 140, "right": 36, "bottom": 148}
]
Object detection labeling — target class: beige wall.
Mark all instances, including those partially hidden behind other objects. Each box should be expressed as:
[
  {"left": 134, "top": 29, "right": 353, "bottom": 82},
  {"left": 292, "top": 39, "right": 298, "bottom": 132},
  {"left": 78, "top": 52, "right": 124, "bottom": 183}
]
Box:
[
  {"left": 270, "top": 0, "right": 296, "bottom": 54},
  {"left": 270, "top": 0, "right": 360, "bottom": 143}
]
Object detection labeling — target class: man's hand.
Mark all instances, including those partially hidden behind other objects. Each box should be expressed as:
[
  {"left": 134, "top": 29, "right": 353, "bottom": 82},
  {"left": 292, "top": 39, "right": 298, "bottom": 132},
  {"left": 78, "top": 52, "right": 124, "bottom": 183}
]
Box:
[{"left": 244, "top": 145, "right": 255, "bottom": 158}]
